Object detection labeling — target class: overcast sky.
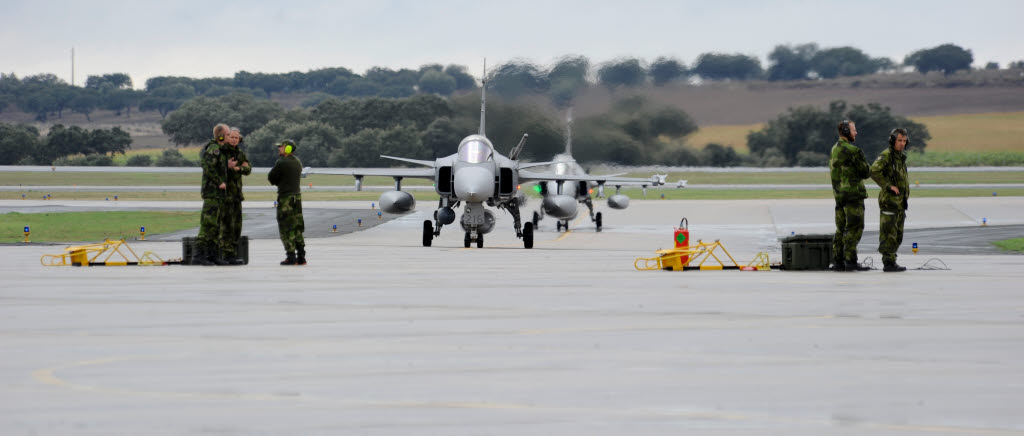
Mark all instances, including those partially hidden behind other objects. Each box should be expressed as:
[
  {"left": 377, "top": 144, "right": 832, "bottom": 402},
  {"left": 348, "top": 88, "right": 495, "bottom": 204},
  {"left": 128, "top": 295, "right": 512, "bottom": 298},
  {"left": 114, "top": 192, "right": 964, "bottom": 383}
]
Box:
[{"left": 1, "top": 0, "right": 1021, "bottom": 88}]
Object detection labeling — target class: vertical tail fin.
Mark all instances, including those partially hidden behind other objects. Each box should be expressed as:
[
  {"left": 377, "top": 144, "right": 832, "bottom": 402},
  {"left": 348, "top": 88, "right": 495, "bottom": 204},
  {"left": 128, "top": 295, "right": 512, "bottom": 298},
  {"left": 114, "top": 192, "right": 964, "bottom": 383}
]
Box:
[
  {"left": 564, "top": 107, "right": 573, "bottom": 156},
  {"left": 479, "top": 59, "right": 487, "bottom": 137}
]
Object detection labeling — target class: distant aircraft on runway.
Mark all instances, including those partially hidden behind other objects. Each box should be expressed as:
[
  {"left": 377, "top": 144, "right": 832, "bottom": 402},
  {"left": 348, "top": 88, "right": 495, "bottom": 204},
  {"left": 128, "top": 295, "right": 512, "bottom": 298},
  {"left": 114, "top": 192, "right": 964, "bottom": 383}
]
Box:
[
  {"left": 304, "top": 62, "right": 664, "bottom": 249},
  {"left": 529, "top": 108, "right": 683, "bottom": 232}
]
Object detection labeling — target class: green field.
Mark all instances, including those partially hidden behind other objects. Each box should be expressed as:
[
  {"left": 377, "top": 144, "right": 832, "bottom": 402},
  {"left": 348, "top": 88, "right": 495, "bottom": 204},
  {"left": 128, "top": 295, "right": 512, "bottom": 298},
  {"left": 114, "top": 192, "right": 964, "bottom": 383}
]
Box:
[
  {"left": 1, "top": 211, "right": 200, "bottom": 243},
  {"left": 992, "top": 238, "right": 1024, "bottom": 253},
  {"left": 111, "top": 146, "right": 203, "bottom": 166}
]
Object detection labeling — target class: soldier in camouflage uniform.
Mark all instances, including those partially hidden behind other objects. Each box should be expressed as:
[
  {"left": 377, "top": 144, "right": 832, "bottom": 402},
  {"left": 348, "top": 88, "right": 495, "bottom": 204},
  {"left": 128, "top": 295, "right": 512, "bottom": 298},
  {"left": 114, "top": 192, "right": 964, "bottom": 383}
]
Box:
[
  {"left": 193, "top": 123, "right": 230, "bottom": 266},
  {"left": 829, "top": 120, "right": 871, "bottom": 272},
  {"left": 870, "top": 128, "right": 910, "bottom": 272},
  {"left": 268, "top": 140, "right": 306, "bottom": 265},
  {"left": 218, "top": 128, "right": 252, "bottom": 265}
]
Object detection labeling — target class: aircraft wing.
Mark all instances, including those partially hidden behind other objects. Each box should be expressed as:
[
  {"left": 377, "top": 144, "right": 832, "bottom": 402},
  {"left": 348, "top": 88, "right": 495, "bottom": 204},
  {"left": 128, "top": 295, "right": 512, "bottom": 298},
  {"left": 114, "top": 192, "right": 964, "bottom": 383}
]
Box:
[
  {"left": 517, "top": 170, "right": 664, "bottom": 186},
  {"left": 303, "top": 167, "right": 436, "bottom": 180}
]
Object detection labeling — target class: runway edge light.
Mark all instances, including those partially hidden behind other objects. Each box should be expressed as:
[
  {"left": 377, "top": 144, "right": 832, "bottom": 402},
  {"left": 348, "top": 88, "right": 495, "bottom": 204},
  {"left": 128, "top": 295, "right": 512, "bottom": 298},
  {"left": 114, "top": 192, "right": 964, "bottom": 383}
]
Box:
[
  {"left": 23, "top": 226, "right": 30, "bottom": 243},
  {"left": 140, "top": 226, "right": 146, "bottom": 240},
  {"left": 912, "top": 242, "right": 918, "bottom": 254}
]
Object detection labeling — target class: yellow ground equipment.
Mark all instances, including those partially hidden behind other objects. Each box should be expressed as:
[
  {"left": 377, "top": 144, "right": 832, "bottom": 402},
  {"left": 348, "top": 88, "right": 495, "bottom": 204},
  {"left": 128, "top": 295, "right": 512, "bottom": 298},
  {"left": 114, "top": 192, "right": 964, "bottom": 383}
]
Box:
[
  {"left": 41, "top": 239, "right": 180, "bottom": 266},
  {"left": 634, "top": 239, "right": 776, "bottom": 271}
]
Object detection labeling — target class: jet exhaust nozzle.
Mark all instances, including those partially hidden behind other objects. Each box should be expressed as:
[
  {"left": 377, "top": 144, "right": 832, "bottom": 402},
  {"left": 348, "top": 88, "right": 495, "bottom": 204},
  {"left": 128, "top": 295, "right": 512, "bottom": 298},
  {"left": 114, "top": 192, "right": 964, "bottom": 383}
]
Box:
[{"left": 379, "top": 190, "right": 416, "bottom": 214}]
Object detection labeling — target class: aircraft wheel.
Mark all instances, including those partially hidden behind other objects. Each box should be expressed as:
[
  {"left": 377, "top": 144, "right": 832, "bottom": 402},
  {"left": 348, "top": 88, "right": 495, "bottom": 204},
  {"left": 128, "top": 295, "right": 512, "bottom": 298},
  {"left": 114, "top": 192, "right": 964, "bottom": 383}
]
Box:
[
  {"left": 464, "top": 232, "right": 471, "bottom": 248},
  {"left": 595, "top": 212, "right": 603, "bottom": 232},
  {"left": 556, "top": 221, "right": 562, "bottom": 232},
  {"left": 532, "top": 211, "right": 540, "bottom": 228},
  {"left": 523, "top": 222, "right": 534, "bottom": 249},
  {"left": 422, "top": 220, "right": 433, "bottom": 247},
  {"left": 476, "top": 233, "right": 484, "bottom": 248}
]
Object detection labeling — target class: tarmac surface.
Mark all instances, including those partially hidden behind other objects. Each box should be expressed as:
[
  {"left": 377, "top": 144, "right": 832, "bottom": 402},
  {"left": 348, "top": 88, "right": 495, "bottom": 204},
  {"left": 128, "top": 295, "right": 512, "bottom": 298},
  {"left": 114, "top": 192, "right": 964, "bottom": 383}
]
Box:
[{"left": 2, "top": 197, "right": 1023, "bottom": 435}]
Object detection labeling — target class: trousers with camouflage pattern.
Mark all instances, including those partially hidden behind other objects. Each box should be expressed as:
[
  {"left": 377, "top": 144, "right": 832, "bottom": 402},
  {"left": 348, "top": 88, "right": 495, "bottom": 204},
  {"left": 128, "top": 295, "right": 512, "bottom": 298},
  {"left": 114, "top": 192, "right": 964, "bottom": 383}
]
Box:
[
  {"left": 879, "top": 209, "right": 906, "bottom": 266},
  {"left": 833, "top": 201, "right": 865, "bottom": 263},
  {"left": 197, "top": 198, "right": 223, "bottom": 251},
  {"left": 220, "top": 199, "right": 243, "bottom": 257},
  {"left": 276, "top": 194, "right": 305, "bottom": 252}
]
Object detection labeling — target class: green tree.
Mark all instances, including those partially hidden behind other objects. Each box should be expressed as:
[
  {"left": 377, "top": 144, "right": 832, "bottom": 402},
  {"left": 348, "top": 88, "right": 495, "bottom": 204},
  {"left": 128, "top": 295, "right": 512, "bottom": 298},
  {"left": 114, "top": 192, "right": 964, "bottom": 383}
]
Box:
[
  {"left": 693, "top": 53, "right": 762, "bottom": 80},
  {"left": 154, "top": 148, "right": 194, "bottom": 167},
  {"left": 161, "top": 93, "right": 283, "bottom": 146},
  {"left": 87, "top": 126, "right": 132, "bottom": 155},
  {"left": 421, "top": 117, "right": 465, "bottom": 157},
  {"left": 767, "top": 43, "right": 817, "bottom": 81},
  {"left": 39, "top": 124, "right": 89, "bottom": 163},
  {"left": 85, "top": 73, "right": 132, "bottom": 90},
  {"left": 905, "top": 44, "right": 974, "bottom": 75},
  {"left": 0, "top": 122, "right": 40, "bottom": 165},
  {"left": 102, "top": 88, "right": 140, "bottom": 117},
  {"left": 139, "top": 83, "right": 196, "bottom": 118},
  {"left": 444, "top": 65, "right": 477, "bottom": 90},
  {"left": 418, "top": 70, "right": 456, "bottom": 95},
  {"left": 597, "top": 58, "right": 646, "bottom": 89},
  {"left": 810, "top": 46, "right": 878, "bottom": 78},
  {"left": 489, "top": 60, "right": 547, "bottom": 98},
  {"left": 985, "top": 61, "right": 999, "bottom": 70},
  {"left": 702, "top": 143, "right": 741, "bottom": 167},
  {"left": 126, "top": 154, "right": 152, "bottom": 166},
  {"left": 547, "top": 55, "right": 590, "bottom": 107},
  {"left": 648, "top": 57, "right": 687, "bottom": 85},
  {"left": 69, "top": 89, "right": 100, "bottom": 121}
]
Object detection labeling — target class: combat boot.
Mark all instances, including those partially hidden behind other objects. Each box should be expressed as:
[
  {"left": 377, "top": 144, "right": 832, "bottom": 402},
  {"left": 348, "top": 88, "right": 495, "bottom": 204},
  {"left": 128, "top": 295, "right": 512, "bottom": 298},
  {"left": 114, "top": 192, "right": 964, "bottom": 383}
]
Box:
[
  {"left": 845, "top": 260, "right": 871, "bottom": 271},
  {"left": 883, "top": 263, "right": 906, "bottom": 272},
  {"left": 831, "top": 260, "right": 846, "bottom": 272},
  {"left": 210, "top": 253, "right": 229, "bottom": 266},
  {"left": 296, "top": 245, "right": 307, "bottom": 266},
  {"left": 191, "top": 244, "right": 213, "bottom": 266},
  {"left": 280, "top": 252, "right": 296, "bottom": 265},
  {"left": 224, "top": 255, "right": 245, "bottom": 266}
]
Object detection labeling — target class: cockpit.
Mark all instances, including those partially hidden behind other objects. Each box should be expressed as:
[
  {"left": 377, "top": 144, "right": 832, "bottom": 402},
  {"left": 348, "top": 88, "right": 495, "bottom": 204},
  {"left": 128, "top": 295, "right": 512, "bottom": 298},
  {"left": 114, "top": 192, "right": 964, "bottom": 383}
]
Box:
[{"left": 458, "top": 136, "right": 493, "bottom": 163}]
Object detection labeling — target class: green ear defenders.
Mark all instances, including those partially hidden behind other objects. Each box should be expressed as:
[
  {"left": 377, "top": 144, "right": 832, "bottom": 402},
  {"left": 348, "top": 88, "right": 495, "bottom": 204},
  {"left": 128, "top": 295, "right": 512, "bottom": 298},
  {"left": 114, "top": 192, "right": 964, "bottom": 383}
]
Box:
[{"left": 278, "top": 140, "right": 296, "bottom": 154}]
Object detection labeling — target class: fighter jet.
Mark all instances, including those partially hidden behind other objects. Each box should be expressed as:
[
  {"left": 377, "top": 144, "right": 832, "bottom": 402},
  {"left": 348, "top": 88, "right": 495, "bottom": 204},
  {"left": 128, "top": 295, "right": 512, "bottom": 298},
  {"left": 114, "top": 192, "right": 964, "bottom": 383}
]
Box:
[
  {"left": 530, "top": 108, "right": 678, "bottom": 232},
  {"left": 305, "top": 62, "right": 664, "bottom": 248}
]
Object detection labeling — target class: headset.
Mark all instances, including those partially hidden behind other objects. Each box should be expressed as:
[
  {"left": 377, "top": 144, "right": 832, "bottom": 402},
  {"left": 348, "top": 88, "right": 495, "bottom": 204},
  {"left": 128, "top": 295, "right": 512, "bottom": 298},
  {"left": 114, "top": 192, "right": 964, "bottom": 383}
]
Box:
[
  {"left": 888, "top": 128, "right": 910, "bottom": 147},
  {"left": 837, "top": 119, "right": 852, "bottom": 140},
  {"left": 217, "top": 135, "right": 225, "bottom": 142},
  {"left": 280, "top": 140, "right": 295, "bottom": 154}
]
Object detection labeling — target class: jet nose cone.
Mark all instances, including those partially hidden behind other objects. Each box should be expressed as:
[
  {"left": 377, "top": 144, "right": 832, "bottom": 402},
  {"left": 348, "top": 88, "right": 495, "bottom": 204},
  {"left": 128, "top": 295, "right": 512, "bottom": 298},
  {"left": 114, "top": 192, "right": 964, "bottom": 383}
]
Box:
[{"left": 454, "top": 166, "right": 495, "bottom": 203}]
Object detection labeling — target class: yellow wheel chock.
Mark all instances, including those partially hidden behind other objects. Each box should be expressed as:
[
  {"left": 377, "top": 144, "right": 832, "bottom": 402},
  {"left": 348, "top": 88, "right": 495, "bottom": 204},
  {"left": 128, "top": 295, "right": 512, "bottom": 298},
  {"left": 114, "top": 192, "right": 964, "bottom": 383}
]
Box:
[
  {"left": 635, "top": 240, "right": 777, "bottom": 271},
  {"left": 41, "top": 239, "right": 179, "bottom": 266}
]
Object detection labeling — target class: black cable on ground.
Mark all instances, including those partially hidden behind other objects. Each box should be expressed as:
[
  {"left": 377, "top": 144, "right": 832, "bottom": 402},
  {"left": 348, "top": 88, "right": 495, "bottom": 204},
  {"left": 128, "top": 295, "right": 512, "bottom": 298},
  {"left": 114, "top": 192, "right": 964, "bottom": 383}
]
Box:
[{"left": 915, "top": 258, "right": 951, "bottom": 270}]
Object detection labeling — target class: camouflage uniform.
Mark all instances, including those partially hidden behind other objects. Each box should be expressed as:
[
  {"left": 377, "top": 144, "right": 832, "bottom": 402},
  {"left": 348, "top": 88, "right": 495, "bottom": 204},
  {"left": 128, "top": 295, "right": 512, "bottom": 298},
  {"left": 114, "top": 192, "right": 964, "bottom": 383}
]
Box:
[
  {"left": 197, "top": 139, "right": 226, "bottom": 256},
  {"left": 268, "top": 153, "right": 305, "bottom": 258},
  {"left": 219, "top": 143, "right": 251, "bottom": 259},
  {"left": 829, "top": 137, "right": 870, "bottom": 265},
  {"left": 276, "top": 193, "right": 305, "bottom": 252},
  {"left": 870, "top": 145, "right": 909, "bottom": 266}
]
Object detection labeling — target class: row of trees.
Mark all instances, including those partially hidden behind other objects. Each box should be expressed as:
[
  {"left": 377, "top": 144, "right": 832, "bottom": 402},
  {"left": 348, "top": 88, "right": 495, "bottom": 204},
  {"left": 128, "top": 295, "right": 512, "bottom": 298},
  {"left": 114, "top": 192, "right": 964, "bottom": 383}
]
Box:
[
  {"left": 0, "top": 64, "right": 477, "bottom": 123},
  {"left": 154, "top": 91, "right": 701, "bottom": 168},
  {"left": 0, "top": 123, "right": 132, "bottom": 165},
  {"left": 2, "top": 42, "right": 1006, "bottom": 124}
]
